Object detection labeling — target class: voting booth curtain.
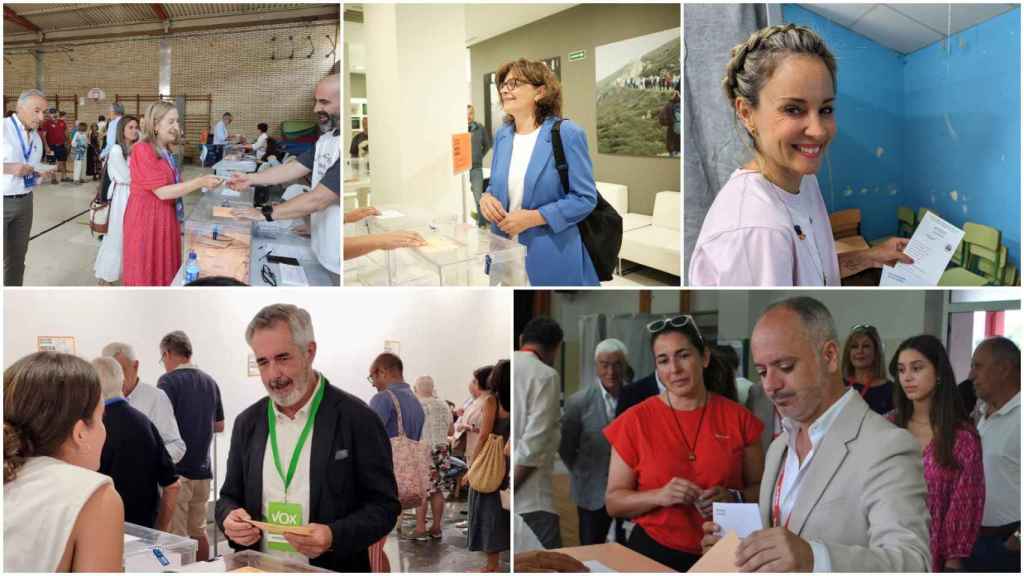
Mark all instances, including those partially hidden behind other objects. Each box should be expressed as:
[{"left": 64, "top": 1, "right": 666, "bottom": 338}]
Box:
[
  {"left": 682, "top": 4, "right": 766, "bottom": 283},
  {"left": 578, "top": 313, "right": 680, "bottom": 389}
]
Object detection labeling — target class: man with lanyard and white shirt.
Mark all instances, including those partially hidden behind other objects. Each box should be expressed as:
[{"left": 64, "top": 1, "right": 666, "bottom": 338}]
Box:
[
  {"left": 3, "top": 89, "right": 47, "bottom": 286},
  {"left": 965, "top": 336, "right": 1021, "bottom": 572},
  {"left": 217, "top": 304, "right": 399, "bottom": 572},
  {"left": 227, "top": 74, "right": 341, "bottom": 284},
  {"left": 700, "top": 296, "right": 930, "bottom": 572},
  {"left": 102, "top": 341, "right": 187, "bottom": 464}
]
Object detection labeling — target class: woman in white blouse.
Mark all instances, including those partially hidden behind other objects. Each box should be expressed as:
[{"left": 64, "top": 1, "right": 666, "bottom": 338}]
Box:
[{"left": 94, "top": 115, "right": 139, "bottom": 284}]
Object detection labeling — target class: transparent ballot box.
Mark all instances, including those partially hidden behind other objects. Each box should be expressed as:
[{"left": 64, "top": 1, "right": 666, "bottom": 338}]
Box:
[
  {"left": 220, "top": 550, "right": 332, "bottom": 573},
  {"left": 349, "top": 209, "right": 527, "bottom": 286},
  {"left": 123, "top": 522, "right": 198, "bottom": 571},
  {"left": 183, "top": 219, "right": 253, "bottom": 283}
]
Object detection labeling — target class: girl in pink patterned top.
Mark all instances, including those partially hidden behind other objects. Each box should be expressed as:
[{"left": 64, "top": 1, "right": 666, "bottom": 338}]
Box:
[{"left": 889, "top": 335, "right": 985, "bottom": 572}]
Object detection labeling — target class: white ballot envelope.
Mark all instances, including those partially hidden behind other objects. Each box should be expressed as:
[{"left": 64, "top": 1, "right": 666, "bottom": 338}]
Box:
[
  {"left": 31, "top": 163, "right": 57, "bottom": 173},
  {"left": 583, "top": 559, "right": 615, "bottom": 572},
  {"left": 713, "top": 502, "right": 763, "bottom": 538},
  {"left": 880, "top": 211, "right": 965, "bottom": 286}
]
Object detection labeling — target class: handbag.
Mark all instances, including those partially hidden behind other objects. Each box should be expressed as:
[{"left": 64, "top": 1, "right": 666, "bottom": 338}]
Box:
[
  {"left": 551, "top": 119, "right": 622, "bottom": 282},
  {"left": 466, "top": 432, "right": 506, "bottom": 493},
  {"left": 89, "top": 161, "right": 111, "bottom": 236},
  {"left": 385, "top": 390, "right": 432, "bottom": 509}
]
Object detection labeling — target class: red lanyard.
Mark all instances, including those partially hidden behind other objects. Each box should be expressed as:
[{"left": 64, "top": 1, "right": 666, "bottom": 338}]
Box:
[{"left": 771, "top": 452, "right": 791, "bottom": 529}]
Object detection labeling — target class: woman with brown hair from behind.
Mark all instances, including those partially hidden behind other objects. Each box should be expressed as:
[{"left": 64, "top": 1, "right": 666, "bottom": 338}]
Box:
[{"left": 4, "top": 351, "right": 125, "bottom": 572}]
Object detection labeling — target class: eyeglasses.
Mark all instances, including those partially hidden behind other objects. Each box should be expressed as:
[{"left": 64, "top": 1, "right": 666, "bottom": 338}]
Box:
[
  {"left": 647, "top": 315, "right": 704, "bottom": 345},
  {"left": 499, "top": 78, "right": 536, "bottom": 92},
  {"left": 261, "top": 263, "right": 277, "bottom": 287}
]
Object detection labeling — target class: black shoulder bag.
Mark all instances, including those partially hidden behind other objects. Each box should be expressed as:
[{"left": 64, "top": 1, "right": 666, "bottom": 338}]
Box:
[{"left": 551, "top": 119, "right": 622, "bottom": 282}]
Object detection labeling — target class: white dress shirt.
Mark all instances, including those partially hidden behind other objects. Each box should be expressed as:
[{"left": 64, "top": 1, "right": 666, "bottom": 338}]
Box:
[
  {"left": 261, "top": 384, "right": 316, "bottom": 563},
  {"left": 507, "top": 127, "right": 540, "bottom": 213},
  {"left": 977, "top": 392, "right": 1021, "bottom": 526},
  {"left": 513, "top": 350, "right": 561, "bottom": 515},
  {"left": 126, "top": 380, "right": 187, "bottom": 464},
  {"left": 3, "top": 114, "right": 43, "bottom": 196},
  {"left": 213, "top": 120, "right": 229, "bottom": 145},
  {"left": 597, "top": 379, "right": 618, "bottom": 422},
  {"left": 776, "top": 388, "right": 857, "bottom": 572}
]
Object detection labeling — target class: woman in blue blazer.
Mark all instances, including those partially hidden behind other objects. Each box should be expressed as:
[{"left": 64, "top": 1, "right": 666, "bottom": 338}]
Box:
[{"left": 479, "top": 58, "right": 600, "bottom": 286}]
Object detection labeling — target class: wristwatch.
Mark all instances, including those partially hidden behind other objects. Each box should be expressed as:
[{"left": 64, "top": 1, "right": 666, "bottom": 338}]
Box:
[{"left": 261, "top": 204, "right": 274, "bottom": 222}]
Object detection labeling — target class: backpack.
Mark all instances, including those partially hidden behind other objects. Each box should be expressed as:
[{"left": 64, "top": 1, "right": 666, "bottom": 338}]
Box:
[{"left": 551, "top": 119, "right": 622, "bottom": 282}]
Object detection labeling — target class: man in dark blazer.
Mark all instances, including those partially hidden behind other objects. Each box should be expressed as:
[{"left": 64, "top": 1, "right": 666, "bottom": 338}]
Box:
[
  {"left": 614, "top": 371, "right": 660, "bottom": 418},
  {"left": 216, "top": 304, "right": 400, "bottom": 572}
]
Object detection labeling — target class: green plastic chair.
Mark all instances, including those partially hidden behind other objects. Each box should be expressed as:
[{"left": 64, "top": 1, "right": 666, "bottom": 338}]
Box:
[
  {"left": 963, "top": 222, "right": 1002, "bottom": 282},
  {"left": 897, "top": 207, "right": 915, "bottom": 238},
  {"left": 939, "top": 267, "right": 989, "bottom": 286},
  {"left": 1002, "top": 263, "right": 1018, "bottom": 286}
]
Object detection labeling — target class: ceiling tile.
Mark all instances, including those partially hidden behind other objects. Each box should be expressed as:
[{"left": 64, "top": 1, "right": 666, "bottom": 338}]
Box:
[
  {"left": 852, "top": 5, "right": 945, "bottom": 53},
  {"left": 802, "top": 3, "right": 874, "bottom": 29}
]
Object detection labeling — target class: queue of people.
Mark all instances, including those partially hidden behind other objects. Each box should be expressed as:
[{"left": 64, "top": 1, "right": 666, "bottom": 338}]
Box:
[{"left": 517, "top": 298, "right": 1021, "bottom": 573}]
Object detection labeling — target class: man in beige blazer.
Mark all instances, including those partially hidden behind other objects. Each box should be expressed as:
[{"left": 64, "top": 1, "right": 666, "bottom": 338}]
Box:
[{"left": 702, "top": 296, "right": 930, "bottom": 572}]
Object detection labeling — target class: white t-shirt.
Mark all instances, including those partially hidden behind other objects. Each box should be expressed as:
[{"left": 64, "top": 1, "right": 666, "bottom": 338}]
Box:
[
  {"left": 690, "top": 169, "right": 840, "bottom": 286},
  {"left": 507, "top": 127, "right": 541, "bottom": 212},
  {"left": 253, "top": 133, "right": 268, "bottom": 160},
  {"left": 977, "top": 393, "right": 1021, "bottom": 526}
]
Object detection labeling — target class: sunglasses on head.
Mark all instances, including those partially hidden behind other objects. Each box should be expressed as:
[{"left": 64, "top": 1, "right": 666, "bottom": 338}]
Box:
[
  {"left": 646, "top": 315, "right": 704, "bottom": 345},
  {"left": 851, "top": 324, "right": 877, "bottom": 333}
]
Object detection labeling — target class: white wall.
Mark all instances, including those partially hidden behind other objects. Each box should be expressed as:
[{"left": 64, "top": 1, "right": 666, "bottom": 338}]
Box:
[
  {"left": 365, "top": 4, "right": 467, "bottom": 214},
  {"left": 4, "top": 288, "right": 511, "bottom": 495}
]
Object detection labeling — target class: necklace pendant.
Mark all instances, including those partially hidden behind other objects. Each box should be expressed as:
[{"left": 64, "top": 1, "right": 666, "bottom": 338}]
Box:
[{"left": 688, "top": 452, "right": 696, "bottom": 462}]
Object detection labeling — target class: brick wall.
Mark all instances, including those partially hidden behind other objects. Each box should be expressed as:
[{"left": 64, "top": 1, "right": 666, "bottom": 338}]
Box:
[{"left": 4, "top": 22, "right": 339, "bottom": 151}]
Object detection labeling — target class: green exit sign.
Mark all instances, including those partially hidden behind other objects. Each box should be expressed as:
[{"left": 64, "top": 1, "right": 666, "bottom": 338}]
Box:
[{"left": 568, "top": 50, "right": 586, "bottom": 62}]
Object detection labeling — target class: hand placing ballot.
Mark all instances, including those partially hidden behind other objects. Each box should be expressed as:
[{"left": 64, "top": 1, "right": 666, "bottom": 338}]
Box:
[
  {"left": 282, "top": 523, "right": 334, "bottom": 559},
  {"left": 227, "top": 173, "right": 255, "bottom": 191}
]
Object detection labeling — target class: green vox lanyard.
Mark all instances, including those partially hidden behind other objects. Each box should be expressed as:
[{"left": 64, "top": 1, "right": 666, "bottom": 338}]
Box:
[{"left": 267, "top": 375, "right": 325, "bottom": 497}]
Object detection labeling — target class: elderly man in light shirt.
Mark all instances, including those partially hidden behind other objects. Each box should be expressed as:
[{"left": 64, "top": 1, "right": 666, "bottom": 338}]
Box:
[
  {"left": 103, "top": 341, "right": 186, "bottom": 463},
  {"left": 966, "top": 336, "right": 1021, "bottom": 573},
  {"left": 514, "top": 316, "right": 565, "bottom": 550},
  {"left": 99, "top": 102, "right": 124, "bottom": 160},
  {"left": 560, "top": 338, "right": 628, "bottom": 546}
]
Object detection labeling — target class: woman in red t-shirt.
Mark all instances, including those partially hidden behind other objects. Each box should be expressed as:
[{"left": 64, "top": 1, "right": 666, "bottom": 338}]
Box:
[
  {"left": 122, "top": 101, "right": 221, "bottom": 286},
  {"left": 604, "top": 315, "right": 765, "bottom": 571}
]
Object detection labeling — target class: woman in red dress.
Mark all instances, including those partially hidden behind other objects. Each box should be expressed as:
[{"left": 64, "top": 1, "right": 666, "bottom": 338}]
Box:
[{"left": 122, "top": 101, "right": 221, "bottom": 286}]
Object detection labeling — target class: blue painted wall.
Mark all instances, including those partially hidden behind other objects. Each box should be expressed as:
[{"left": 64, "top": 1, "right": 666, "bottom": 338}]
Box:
[
  {"left": 903, "top": 7, "right": 1020, "bottom": 269},
  {"left": 783, "top": 4, "right": 905, "bottom": 242},
  {"left": 783, "top": 4, "right": 1021, "bottom": 268}
]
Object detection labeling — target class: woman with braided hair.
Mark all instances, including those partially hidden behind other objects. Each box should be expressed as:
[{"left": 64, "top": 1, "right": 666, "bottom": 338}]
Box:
[{"left": 689, "top": 24, "right": 912, "bottom": 286}]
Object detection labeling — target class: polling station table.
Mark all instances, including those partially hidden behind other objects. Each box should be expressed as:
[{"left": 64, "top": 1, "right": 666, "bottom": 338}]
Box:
[
  {"left": 554, "top": 543, "right": 675, "bottom": 572},
  {"left": 172, "top": 186, "right": 336, "bottom": 286}
]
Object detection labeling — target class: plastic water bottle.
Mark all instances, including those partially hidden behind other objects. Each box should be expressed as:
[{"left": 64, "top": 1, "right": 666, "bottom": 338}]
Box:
[{"left": 184, "top": 250, "right": 200, "bottom": 284}]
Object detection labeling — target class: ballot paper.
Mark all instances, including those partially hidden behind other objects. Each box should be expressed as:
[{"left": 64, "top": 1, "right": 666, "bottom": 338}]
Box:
[
  {"left": 582, "top": 560, "right": 615, "bottom": 572},
  {"left": 31, "top": 163, "right": 57, "bottom": 173},
  {"left": 417, "top": 235, "right": 462, "bottom": 254},
  {"left": 689, "top": 531, "right": 740, "bottom": 572},
  {"left": 246, "top": 520, "right": 315, "bottom": 536},
  {"left": 278, "top": 263, "right": 309, "bottom": 287},
  {"left": 220, "top": 188, "right": 242, "bottom": 198},
  {"left": 376, "top": 209, "right": 405, "bottom": 219},
  {"left": 880, "top": 211, "right": 965, "bottom": 286},
  {"left": 713, "top": 502, "right": 762, "bottom": 538}
]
